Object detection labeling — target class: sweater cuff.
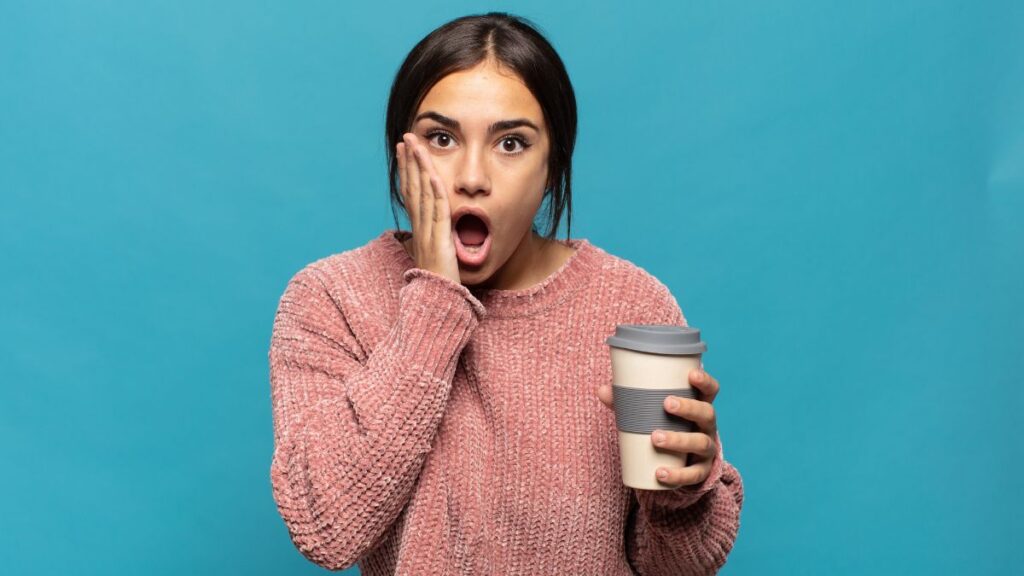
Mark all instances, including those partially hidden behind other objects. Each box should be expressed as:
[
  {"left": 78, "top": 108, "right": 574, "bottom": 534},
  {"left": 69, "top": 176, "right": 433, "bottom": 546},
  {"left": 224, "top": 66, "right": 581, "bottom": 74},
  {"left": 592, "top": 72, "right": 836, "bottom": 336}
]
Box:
[
  {"left": 387, "top": 267, "right": 486, "bottom": 378},
  {"left": 340, "top": 268, "right": 487, "bottom": 444},
  {"left": 402, "top": 267, "right": 487, "bottom": 320}
]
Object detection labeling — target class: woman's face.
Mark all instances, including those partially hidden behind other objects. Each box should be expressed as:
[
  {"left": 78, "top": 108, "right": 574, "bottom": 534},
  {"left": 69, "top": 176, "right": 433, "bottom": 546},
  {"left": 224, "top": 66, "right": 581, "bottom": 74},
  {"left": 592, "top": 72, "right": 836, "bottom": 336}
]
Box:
[{"left": 409, "top": 58, "right": 550, "bottom": 286}]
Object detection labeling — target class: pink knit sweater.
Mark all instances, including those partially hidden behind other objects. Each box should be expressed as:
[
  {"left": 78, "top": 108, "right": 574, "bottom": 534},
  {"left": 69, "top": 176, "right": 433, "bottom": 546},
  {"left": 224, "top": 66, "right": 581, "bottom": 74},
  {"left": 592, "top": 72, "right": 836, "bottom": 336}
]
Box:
[{"left": 268, "top": 229, "right": 743, "bottom": 575}]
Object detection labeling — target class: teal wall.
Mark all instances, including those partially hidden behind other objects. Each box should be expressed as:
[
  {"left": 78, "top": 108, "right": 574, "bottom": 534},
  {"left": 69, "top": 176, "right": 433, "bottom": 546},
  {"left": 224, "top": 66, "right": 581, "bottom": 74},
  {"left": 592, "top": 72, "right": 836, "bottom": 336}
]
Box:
[{"left": 2, "top": 1, "right": 1021, "bottom": 574}]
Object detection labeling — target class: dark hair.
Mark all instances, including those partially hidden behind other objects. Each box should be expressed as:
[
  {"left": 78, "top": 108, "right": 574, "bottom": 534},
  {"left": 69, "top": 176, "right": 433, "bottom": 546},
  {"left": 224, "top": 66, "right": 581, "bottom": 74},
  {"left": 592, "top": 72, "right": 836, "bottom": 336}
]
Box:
[{"left": 384, "top": 12, "right": 577, "bottom": 240}]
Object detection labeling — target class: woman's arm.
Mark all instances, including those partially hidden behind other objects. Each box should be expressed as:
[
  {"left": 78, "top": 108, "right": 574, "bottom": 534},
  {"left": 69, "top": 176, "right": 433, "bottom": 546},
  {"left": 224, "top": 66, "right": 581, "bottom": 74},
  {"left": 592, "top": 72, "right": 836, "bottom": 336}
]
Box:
[
  {"left": 268, "top": 263, "right": 485, "bottom": 571},
  {"left": 627, "top": 443, "right": 745, "bottom": 575},
  {"left": 624, "top": 281, "right": 745, "bottom": 575}
]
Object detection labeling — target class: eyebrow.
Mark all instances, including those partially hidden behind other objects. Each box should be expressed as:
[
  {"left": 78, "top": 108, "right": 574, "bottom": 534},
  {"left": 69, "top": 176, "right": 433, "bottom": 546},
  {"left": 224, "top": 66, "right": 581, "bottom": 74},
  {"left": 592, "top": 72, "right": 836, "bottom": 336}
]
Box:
[{"left": 413, "top": 111, "right": 541, "bottom": 134}]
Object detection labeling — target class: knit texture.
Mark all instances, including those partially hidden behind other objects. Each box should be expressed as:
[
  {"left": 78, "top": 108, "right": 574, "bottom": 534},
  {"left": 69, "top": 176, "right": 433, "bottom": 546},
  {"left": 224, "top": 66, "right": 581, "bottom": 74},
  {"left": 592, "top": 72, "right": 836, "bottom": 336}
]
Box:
[{"left": 268, "top": 229, "right": 744, "bottom": 575}]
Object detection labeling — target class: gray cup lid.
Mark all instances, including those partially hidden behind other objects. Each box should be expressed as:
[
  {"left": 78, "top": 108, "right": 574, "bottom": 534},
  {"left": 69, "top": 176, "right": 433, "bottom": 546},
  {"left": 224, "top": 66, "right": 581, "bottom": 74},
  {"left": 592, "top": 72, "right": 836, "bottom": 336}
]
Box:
[{"left": 605, "top": 324, "right": 707, "bottom": 355}]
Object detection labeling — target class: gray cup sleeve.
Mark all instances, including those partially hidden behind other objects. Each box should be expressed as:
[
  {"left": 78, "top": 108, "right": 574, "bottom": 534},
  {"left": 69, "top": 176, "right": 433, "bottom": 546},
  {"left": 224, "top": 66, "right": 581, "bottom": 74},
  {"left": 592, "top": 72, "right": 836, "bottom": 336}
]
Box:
[{"left": 611, "top": 387, "right": 699, "bottom": 434}]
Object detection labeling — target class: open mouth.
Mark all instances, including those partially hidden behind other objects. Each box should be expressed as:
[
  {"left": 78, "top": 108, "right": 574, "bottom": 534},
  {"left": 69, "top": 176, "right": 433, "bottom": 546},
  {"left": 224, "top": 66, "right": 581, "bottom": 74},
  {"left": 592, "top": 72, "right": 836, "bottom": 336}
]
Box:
[{"left": 453, "top": 212, "right": 491, "bottom": 267}]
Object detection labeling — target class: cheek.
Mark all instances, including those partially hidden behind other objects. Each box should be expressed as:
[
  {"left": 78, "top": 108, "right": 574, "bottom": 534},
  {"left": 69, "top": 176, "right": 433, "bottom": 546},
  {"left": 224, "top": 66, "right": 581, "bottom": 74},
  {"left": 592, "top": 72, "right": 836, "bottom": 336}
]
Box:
[
  {"left": 507, "top": 158, "right": 548, "bottom": 198},
  {"left": 505, "top": 169, "right": 547, "bottom": 222},
  {"left": 492, "top": 196, "right": 544, "bottom": 241},
  {"left": 431, "top": 162, "right": 457, "bottom": 188},
  {"left": 518, "top": 167, "right": 549, "bottom": 212}
]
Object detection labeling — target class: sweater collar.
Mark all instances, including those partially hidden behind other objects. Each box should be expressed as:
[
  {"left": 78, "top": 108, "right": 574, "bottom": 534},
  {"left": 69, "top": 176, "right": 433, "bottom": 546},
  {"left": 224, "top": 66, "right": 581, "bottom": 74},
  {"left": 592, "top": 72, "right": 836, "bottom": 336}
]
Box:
[{"left": 377, "top": 228, "right": 599, "bottom": 319}]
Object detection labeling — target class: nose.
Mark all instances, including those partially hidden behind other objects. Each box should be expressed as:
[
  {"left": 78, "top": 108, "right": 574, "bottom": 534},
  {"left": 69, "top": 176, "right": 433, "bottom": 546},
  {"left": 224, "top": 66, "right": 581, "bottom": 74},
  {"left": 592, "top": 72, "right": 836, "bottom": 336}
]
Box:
[{"left": 453, "top": 145, "right": 490, "bottom": 198}]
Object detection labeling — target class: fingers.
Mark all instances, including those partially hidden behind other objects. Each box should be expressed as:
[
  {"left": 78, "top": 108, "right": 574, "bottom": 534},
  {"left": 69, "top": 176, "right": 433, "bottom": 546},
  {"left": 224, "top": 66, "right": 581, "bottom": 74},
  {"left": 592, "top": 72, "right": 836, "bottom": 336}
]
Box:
[
  {"left": 397, "top": 141, "right": 415, "bottom": 242},
  {"left": 689, "top": 368, "right": 720, "bottom": 403},
  {"left": 409, "top": 135, "right": 449, "bottom": 229},
  {"left": 414, "top": 140, "right": 430, "bottom": 250},
  {"left": 656, "top": 456, "right": 715, "bottom": 487},
  {"left": 403, "top": 133, "right": 431, "bottom": 257},
  {"left": 664, "top": 395, "right": 716, "bottom": 435},
  {"left": 417, "top": 143, "right": 440, "bottom": 236},
  {"left": 597, "top": 388, "right": 717, "bottom": 454},
  {"left": 651, "top": 430, "right": 717, "bottom": 459},
  {"left": 594, "top": 372, "right": 722, "bottom": 488},
  {"left": 597, "top": 370, "right": 720, "bottom": 410},
  {"left": 652, "top": 430, "right": 717, "bottom": 487},
  {"left": 400, "top": 136, "right": 423, "bottom": 236},
  {"left": 400, "top": 133, "right": 460, "bottom": 283},
  {"left": 429, "top": 158, "right": 453, "bottom": 242},
  {"left": 595, "top": 381, "right": 718, "bottom": 487}
]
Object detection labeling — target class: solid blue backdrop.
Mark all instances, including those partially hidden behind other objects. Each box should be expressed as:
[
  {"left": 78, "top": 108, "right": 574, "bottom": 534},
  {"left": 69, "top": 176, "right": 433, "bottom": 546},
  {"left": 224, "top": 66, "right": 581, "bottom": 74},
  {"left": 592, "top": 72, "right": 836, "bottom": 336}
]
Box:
[{"left": 2, "top": 1, "right": 1021, "bottom": 574}]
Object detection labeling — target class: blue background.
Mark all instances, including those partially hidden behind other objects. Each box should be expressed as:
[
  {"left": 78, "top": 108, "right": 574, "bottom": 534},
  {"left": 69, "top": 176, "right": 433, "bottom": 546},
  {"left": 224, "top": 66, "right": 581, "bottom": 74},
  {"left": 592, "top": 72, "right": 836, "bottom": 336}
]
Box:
[{"left": 2, "top": 1, "right": 1021, "bottom": 574}]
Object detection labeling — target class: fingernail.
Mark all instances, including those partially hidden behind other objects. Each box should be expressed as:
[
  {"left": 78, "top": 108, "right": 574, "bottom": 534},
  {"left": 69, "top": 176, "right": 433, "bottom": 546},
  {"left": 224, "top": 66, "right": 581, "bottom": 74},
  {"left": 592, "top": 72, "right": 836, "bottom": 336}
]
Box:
[
  {"left": 667, "top": 398, "right": 680, "bottom": 411},
  {"left": 657, "top": 469, "right": 668, "bottom": 479},
  {"left": 652, "top": 431, "right": 665, "bottom": 445},
  {"left": 693, "top": 369, "right": 702, "bottom": 381}
]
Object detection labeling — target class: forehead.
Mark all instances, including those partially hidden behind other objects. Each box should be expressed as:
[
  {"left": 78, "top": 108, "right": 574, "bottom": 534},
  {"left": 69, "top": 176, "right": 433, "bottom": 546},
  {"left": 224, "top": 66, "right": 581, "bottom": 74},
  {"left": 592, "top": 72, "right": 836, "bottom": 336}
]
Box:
[{"left": 417, "top": 60, "right": 544, "bottom": 130}]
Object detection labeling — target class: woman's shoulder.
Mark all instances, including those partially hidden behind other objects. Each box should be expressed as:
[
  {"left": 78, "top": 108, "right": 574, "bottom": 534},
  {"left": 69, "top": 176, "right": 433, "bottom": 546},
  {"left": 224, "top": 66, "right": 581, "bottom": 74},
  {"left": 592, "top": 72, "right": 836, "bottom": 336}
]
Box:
[
  {"left": 276, "top": 231, "right": 407, "bottom": 313},
  {"left": 584, "top": 241, "right": 686, "bottom": 325},
  {"left": 585, "top": 241, "right": 673, "bottom": 291},
  {"left": 270, "top": 234, "right": 406, "bottom": 362},
  {"left": 286, "top": 233, "right": 385, "bottom": 281}
]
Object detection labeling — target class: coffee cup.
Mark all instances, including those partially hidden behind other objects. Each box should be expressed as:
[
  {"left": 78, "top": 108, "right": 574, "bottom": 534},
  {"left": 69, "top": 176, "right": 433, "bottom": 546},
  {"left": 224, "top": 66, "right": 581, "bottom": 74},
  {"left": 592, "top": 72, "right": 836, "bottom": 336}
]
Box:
[{"left": 605, "top": 324, "right": 707, "bottom": 490}]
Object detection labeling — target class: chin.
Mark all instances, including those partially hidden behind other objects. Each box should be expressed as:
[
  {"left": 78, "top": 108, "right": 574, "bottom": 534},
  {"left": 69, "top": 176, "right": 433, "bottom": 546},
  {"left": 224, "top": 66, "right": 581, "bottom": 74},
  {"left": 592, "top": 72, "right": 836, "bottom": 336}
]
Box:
[
  {"left": 462, "top": 255, "right": 509, "bottom": 286},
  {"left": 458, "top": 267, "right": 491, "bottom": 287}
]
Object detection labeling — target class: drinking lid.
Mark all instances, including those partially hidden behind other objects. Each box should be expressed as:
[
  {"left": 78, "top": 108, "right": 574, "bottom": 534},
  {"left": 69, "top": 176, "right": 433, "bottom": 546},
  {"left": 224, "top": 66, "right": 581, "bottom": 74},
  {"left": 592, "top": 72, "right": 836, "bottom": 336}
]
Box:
[{"left": 605, "top": 324, "right": 707, "bottom": 355}]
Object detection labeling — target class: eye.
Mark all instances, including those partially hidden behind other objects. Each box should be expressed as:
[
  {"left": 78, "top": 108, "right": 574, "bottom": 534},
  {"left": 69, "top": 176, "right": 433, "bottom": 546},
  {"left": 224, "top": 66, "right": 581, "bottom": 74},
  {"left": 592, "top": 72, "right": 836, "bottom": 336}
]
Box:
[
  {"left": 499, "top": 135, "right": 531, "bottom": 156},
  {"left": 423, "top": 129, "right": 533, "bottom": 156},
  {"left": 425, "top": 129, "right": 456, "bottom": 150}
]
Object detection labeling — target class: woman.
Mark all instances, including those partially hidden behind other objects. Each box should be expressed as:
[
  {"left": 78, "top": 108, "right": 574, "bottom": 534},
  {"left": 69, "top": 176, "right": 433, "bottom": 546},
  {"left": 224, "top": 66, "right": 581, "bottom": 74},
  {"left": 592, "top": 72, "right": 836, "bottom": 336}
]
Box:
[{"left": 268, "top": 12, "right": 743, "bottom": 575}]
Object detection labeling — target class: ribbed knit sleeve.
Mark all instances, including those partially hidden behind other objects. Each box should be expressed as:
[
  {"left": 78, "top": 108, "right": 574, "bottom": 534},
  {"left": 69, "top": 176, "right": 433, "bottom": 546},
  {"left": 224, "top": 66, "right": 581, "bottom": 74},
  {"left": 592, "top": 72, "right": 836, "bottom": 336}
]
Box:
[
  {"left": 267, "top": 264, "right": 486, "bottom": 571},
  {"left": 625, "top": 282, "right": 744, "bottom": 575}
]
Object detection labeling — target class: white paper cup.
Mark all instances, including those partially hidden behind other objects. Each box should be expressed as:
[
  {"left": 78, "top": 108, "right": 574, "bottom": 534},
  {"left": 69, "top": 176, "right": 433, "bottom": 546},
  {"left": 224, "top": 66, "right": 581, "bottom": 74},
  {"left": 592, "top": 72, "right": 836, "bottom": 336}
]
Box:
[{"left": 606, "top": 325, "right": 707, "bottom": 490}]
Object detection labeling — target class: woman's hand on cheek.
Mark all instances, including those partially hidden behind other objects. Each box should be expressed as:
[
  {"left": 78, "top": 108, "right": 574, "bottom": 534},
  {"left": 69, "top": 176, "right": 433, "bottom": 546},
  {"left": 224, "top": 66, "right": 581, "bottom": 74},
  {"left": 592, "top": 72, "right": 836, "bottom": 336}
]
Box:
[{"left": 398, "top": 133, "right": 460, "bottom": 284}]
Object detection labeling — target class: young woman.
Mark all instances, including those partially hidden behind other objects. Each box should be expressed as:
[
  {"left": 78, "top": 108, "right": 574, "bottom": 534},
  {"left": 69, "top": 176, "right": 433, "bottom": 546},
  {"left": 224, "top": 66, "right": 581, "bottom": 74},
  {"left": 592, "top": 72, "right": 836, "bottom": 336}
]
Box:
[{"left": 269, "top": 12, "right": 743, "bottom": 575}]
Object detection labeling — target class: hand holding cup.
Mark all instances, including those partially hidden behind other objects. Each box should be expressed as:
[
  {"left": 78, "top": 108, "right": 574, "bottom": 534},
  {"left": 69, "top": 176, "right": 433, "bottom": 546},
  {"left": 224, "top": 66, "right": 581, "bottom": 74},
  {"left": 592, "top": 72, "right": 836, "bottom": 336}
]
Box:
[
  {"left": 599, "top": 325, "right": 718, "bottom": 490},
  {"left": 597, "top": 368, "right": 719, "bottom": 488}
]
